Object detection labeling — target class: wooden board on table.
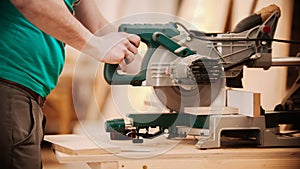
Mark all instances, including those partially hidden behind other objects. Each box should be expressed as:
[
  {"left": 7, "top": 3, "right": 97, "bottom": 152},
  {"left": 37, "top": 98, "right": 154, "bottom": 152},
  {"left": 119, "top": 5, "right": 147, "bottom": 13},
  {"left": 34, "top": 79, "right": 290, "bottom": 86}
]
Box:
[
  {"left": 53, "top": 137, "right": 300, "bottom": 169},
  {"left": 227, "top": 89, "right": 261, "bottom": 117},
  {"left": 184, "top": 106, "right": 239, "bottom": 115},
  {"left": 44, "top": 134, "right": 121, "bottom": 155}
]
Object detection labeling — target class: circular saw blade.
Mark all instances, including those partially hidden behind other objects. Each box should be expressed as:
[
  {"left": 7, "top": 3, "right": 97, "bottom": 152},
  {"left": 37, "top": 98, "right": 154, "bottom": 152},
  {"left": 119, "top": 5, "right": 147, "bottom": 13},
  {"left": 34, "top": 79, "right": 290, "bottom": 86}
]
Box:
[
  {"left": 149, "top": 33, "right": 226, "bottom": 112},
  {"left": 154, "top": 83, "right": 224, "bottom": 112}
]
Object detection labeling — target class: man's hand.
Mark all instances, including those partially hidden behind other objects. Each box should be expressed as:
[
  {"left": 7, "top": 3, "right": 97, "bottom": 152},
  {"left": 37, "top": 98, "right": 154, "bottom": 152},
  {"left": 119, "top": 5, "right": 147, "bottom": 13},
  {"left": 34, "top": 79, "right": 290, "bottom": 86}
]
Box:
[
  {"left": 100, "top": 32, "right": 140, "bottom": 64},
  {"left": 84, "top": 32, "right": 141, "bottom": 66}
]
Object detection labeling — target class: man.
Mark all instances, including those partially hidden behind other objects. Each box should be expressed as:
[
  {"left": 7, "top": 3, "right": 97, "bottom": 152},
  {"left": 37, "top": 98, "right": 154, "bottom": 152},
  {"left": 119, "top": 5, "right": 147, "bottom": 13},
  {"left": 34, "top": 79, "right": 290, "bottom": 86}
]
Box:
[{"left": 0, "top": 0, "right": 140, "bottom": 168}]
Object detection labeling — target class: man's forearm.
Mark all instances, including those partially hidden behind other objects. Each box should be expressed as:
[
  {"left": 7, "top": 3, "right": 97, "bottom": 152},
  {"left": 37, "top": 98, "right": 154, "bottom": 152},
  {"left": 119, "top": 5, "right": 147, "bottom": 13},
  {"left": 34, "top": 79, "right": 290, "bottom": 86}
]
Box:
[
  {"left": 11, "top": 0, "right": 93, "bottom": 51},
  {"left": 73, "top": 0, "right": 111, "bottom": 34},
  {"left": 10, "top": 0, "right": 141, "bottom": 64}
]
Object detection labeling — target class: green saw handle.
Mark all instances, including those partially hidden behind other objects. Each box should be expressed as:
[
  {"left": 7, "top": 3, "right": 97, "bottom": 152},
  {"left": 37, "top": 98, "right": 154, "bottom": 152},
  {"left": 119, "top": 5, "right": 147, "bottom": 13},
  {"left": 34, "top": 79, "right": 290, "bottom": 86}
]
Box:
[{"left": 103, "top": 23, "right": 180, "bottom": 85}]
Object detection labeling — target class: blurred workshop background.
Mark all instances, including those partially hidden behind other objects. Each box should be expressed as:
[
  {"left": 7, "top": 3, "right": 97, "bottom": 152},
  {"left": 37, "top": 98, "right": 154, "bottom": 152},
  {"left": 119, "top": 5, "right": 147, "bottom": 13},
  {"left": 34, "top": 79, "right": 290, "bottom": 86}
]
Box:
[{"left": 42, "top": 0, "right": 298, "bottom": 135}]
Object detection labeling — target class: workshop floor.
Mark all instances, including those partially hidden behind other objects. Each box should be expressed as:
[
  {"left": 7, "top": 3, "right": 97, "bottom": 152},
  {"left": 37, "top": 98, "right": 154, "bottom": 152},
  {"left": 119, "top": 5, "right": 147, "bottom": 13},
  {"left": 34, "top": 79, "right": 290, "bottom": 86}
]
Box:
[{"left": 42, "top": 142, "right": 90, "bottom": 169}]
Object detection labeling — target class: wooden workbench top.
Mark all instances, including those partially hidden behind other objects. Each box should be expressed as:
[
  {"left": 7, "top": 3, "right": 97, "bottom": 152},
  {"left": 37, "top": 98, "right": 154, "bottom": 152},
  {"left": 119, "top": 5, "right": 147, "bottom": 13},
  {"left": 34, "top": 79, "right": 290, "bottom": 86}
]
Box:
[{"left": 45, "top": 134, "right": 300, "bottom": 169}]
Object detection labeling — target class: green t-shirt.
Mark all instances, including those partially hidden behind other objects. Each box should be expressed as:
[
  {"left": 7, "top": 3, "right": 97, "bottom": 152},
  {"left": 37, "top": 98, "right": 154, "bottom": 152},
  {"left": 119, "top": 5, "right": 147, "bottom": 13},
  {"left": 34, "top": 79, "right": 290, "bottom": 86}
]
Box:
[{"left": 0, "top": 0, "right": 76, "bottom": 97}]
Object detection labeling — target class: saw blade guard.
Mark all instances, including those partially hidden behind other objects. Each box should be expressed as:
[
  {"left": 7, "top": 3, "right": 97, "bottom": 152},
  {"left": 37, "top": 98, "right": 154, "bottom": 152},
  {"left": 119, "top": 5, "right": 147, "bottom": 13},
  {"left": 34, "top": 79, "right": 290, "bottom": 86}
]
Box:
[{"left": 152, "top": 54, "right": 225, "bottom": 112}]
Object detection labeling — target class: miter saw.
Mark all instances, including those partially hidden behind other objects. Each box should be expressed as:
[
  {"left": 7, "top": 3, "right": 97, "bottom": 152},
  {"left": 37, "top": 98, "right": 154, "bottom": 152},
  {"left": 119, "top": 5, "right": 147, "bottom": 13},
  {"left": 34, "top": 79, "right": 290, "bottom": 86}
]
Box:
[{"left": 103, "top": 5, "right": 300, "bottom": 148}]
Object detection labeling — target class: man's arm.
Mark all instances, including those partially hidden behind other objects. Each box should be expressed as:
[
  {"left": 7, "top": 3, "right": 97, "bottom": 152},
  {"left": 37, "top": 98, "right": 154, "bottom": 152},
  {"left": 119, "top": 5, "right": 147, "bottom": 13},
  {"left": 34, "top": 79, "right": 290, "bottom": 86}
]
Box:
[
  {"left": 10, "top": 0, "right": 140, "bottom": 64},
  {"left": 73, "top": 0, "right": 109, "bottom": 34},
  {"left": 11, "top": 0, "right": 91, "bottom": 51},
  {"left": 71, "top": 0, "right": 138, "bottom": 65}
]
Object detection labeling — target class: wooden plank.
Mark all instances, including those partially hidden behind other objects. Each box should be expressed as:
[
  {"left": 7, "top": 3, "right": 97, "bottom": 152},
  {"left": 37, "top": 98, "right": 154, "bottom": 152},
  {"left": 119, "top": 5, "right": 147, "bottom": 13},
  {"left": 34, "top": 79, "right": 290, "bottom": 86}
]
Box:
[
  {"left": 52, "top": 137, "right": 300, "bottom": 163},
  {"left": 46, "top": 135, "right": 300, "bottom": 169},
  {"left": 54, "top": 146, "right": 300, "bottom": 169},
  {"left": 184, "top": 106, "right": 239, "bottom": 115},
  {"left": 227, "top": 89, "right": 261, "bottom": 117},
  {"left": 44, "top": 134, "right": 121, "bottom": 155},
  {"left": 118, "top": 159, "right": 300, "bottom": 169}
]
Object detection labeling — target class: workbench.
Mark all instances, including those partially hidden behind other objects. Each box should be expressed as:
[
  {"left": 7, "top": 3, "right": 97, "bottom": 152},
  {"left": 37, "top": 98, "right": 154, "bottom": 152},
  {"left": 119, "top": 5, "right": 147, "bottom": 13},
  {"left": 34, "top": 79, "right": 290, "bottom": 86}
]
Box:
[{"left": 45, "top": 134, "right": 300, "bottom": 169}]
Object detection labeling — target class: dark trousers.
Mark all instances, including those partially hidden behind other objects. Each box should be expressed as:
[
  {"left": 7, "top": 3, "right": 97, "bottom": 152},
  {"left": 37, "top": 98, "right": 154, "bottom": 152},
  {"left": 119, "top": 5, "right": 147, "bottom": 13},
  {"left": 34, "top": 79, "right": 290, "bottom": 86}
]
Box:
[{"left": 0, "top": 81, "right": 46, "bottom": 169}]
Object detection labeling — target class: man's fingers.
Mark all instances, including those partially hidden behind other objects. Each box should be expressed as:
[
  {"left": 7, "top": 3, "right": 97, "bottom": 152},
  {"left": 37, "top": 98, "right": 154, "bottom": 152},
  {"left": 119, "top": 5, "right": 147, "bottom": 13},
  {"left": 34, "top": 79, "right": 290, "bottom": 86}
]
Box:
[
  {"left": 127, "top": 34, "right": 141, "bottom": 47},
  {"left": 99, "top": 32, "right": 141, "bottom": 65},
  {"left": 123, "top": 34, "right": 140, "bottom": 64},
  {"left": 125, "top": 54, "right": 135, "bottom": 64},
  {"left": 119, "top": 59, "right": 127, "bottom": 72},
  {"left": 121, "top": 32, "right": 140, "bottom": 47},
  {"left": 126, "top": 41, "right": 138, "bottom": 54}
]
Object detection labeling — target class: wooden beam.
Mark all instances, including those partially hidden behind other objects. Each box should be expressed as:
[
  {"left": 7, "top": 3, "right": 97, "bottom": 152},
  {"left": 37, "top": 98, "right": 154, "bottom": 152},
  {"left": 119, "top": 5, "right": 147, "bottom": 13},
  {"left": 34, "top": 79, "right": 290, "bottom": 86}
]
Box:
[{"left": 227, "top": 89, "right": 261, "bottom": 117}]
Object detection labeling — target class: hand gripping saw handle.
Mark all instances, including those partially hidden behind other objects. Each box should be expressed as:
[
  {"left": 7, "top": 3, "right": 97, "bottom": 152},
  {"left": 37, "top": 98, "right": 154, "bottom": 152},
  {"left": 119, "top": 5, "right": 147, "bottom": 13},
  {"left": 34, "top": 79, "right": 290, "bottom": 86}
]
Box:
[{"left": 103, "top": 22, "right": 195, "bottom": 86}]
